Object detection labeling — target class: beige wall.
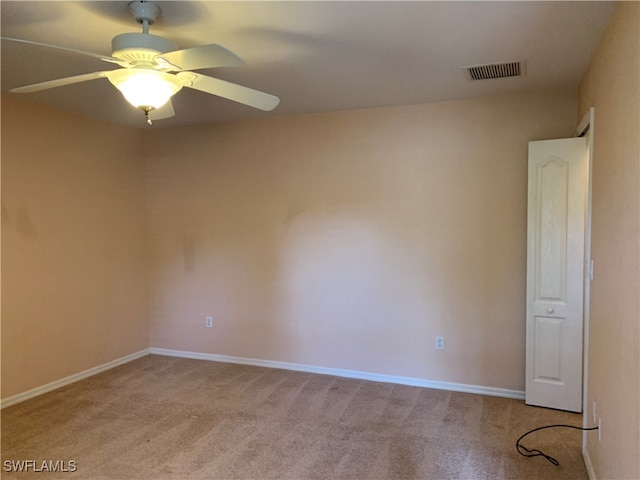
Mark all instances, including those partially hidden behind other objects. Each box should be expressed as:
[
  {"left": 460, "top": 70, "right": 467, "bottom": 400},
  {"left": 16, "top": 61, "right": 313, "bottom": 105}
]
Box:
[
  {"left": 1, "top": 96, "right": 149, "bottom": 399},
  {"left": 578, "top": 2, "right": 640, "bottom": 479},
  {"left": 145, "top": 90, "right": 576, "bottom": 391}
]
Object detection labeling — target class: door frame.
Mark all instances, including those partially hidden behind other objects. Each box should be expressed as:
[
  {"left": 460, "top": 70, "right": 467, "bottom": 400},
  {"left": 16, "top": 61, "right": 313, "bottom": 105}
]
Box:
[{"left": 576, "top": 107, "right": 594, "bottom": 451}]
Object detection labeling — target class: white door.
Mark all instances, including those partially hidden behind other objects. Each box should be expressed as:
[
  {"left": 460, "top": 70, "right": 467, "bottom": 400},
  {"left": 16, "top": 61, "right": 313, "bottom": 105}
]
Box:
[{"left": 526, "top": 137, "right": 587, "bottom": 412}]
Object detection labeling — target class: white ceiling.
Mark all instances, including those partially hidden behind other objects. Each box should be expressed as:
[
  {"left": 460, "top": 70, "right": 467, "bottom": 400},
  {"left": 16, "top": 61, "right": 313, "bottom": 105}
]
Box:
[{"left": 1, "top": 1, "right": 614, "bottom": 129}]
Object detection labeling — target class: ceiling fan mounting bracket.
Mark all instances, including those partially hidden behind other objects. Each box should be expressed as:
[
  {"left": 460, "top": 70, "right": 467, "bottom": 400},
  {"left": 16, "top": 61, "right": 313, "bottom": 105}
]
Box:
[{"left": 128, "top": 1, "right": 160, "bottom": 26}]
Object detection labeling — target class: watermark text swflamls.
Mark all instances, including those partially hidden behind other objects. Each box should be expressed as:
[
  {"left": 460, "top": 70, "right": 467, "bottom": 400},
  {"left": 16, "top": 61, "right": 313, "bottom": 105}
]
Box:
[{"left": 3, "top": 460, "right": 77, "bottom": 473}]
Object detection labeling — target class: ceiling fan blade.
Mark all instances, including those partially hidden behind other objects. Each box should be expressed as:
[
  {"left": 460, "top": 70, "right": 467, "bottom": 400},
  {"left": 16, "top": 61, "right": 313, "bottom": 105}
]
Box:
[
  {"left": 0, "top": 37, "right": 126, "bottom": 66},
  {"left": 157, "top": 44, "right": 244, "bottom": 72},
  {"left": 178, "top": 72, "right": 280, "bottom": 111},
  {"left": 149, "top": 100, "right": 176, "bottom": 120},
  {"left": 9, "top": 72, "right": 109, "bottom": 93}
]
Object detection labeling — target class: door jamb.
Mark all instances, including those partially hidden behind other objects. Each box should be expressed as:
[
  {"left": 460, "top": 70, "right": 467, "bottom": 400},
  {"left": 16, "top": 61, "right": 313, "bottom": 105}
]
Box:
[{"left": 576, "top": 107, "right": 594, "bottom": 452}]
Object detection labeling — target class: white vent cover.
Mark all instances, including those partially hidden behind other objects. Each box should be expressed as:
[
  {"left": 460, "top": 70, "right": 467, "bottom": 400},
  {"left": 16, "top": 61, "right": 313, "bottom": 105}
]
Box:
[{"left": 463, "top": 61, "right": 526, "bottom": 81}]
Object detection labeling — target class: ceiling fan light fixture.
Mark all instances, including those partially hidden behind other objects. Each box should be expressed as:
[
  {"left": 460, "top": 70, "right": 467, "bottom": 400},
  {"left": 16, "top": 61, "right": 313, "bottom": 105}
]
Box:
[
  {"left": 108, "top": 69, "right": 182, "bottom": 110},
  {"left": 3, "top": 0, "right": 280, "bottom": 123}
]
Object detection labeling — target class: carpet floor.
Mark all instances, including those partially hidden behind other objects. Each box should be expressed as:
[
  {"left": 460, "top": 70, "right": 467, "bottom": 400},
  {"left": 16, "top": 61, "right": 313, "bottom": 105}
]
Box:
[{"left": 2, "top": 354, "right": 588, "bottom": 479}]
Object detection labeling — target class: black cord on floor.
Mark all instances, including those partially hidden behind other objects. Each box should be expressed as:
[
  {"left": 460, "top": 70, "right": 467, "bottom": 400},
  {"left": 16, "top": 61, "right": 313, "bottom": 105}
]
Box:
[{"left": 516, "top": 424, "right": 599, "bottom": 466}]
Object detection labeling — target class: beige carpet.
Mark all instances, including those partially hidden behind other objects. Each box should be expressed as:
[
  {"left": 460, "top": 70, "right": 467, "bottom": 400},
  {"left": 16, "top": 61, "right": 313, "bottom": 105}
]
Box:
[{"left": 2, "top": 355, "right": 588, "bottom": 479}]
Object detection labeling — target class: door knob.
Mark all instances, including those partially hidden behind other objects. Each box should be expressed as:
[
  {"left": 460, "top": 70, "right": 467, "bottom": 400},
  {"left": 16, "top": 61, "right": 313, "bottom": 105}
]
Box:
[{"left": 547, "top": 307, "right": 555, "bottom": 314}]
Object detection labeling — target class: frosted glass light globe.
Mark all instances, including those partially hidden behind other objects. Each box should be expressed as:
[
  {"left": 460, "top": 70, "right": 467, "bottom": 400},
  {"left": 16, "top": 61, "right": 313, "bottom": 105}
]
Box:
[{"left": 108, "top": 69, "right": 182, "bottom": 110}]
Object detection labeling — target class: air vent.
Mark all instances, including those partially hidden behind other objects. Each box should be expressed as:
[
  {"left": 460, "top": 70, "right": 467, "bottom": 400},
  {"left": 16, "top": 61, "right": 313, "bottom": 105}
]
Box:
[{"left": 464, "top": 61, "right": 525, "bottom": 81}]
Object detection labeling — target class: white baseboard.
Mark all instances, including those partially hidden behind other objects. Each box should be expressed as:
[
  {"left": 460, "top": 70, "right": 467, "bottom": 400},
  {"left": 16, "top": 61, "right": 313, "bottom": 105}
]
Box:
[
  {"left": 583, "top": 448, "right": 597, "bottom": 480},
  {"left": 150, "top": 347, "right": 525, "bottom": 400},
  {"left": 1, "top": 349, "right": 150, "bottom": 409},
  {"left": 1, "top": 347, "right": 525, "bottom": 409}
]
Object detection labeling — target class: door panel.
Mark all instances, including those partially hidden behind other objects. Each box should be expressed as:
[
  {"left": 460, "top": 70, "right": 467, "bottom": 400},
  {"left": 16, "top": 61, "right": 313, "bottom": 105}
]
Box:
[
  {"left": 526, "top": 137, "right": 586, "bottom": 412},
  {"left": 533, "top": 316, "right": 563, "bottom": 381}
]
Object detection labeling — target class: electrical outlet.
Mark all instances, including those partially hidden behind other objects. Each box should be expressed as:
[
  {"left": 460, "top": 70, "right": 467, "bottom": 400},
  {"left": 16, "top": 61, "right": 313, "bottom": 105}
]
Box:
[
  {"left": 205, "top": 316, "right": 213, "bottom": 328},
  {"left": 435, "top": 336, "right": 444, "bottom": 350}
]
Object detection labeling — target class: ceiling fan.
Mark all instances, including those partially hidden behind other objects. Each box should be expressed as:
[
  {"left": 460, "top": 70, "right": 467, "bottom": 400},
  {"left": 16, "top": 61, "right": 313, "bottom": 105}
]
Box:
[{"left": 1, "top": 1, "right": 280, "bottom": 125}]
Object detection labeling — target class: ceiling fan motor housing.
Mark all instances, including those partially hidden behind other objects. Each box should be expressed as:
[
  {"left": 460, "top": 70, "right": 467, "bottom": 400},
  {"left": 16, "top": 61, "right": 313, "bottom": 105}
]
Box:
[{"left": 111, "top": 33, "right": 178, "bottom": 65}]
